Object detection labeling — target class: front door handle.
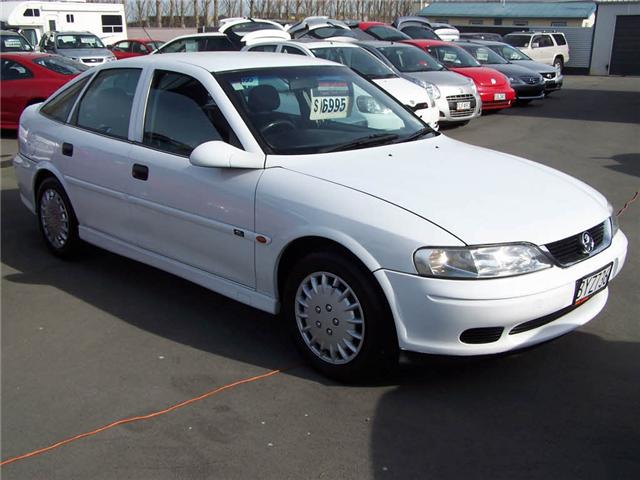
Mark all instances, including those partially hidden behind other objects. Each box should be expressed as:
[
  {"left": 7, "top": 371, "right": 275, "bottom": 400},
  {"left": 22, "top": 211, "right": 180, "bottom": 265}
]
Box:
[
  {"left": 132, "top": 163, "right": 149, "bottom": 181},
  {"left": 62, "top": 142, "right": 73, "bottom": 157}
]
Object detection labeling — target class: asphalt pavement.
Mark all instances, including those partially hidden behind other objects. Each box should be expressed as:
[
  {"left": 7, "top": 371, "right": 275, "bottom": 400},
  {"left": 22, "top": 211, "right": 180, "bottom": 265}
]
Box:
[{"left": 1, "top": 75, "right": 639, "bottom": 479}]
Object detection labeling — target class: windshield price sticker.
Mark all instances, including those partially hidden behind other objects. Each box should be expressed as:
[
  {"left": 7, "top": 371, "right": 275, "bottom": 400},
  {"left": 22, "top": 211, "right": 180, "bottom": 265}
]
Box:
[{"left": 310, "top": 95, "right": 349, "bottom": 120}]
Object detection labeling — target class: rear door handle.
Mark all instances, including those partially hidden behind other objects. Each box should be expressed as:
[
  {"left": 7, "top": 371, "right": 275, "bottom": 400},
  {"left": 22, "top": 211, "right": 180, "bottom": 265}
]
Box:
[
  {"left": 132, "top": 163, "right": 148, "bottom": 181},
  {"left": 62, "top": 142, "right": 73, "bottom": 157}
]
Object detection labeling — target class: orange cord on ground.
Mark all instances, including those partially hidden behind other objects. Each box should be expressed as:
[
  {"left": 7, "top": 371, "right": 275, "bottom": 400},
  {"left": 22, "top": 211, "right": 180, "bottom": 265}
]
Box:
[{"left": 0, "top": 368, "right": 283, "bottom": 468}]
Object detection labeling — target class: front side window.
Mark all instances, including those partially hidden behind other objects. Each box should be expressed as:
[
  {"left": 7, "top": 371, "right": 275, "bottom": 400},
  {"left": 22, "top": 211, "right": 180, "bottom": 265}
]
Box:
[
  {"left": 102, "top": 15, "right": 123, "bottom": 33},
  {"left": 34, "top": 56, "right": 90, "bottom": 75},
  {"left": 282, "top": 45, "right": 306, "bottom": 55},
  {"left": 75, "top": 68, "right": 141, "bottom": 139},
  {"left": 131, "top": 42, "right": 148, "bottom": 54},
  {"left": 248, "top": 44, "right": 277, "bottom": 52},
  {"left": 218, "top": 66, "right": 429, "bottom": 155},
  {"left": 41, "top": 77, "right": 90, "bottom": 122},
  {"left": 112, "top": 41, "right": 130, "bottom": 52},
  {"left": 0, "top": 59, "right": 33, "bottom": 80},
  {"left": 143, "top": 71, "right": 232, "bottom": 156},
  {"left": 311, "top": 47, "right": 395, "bottom": 79},
  {"left": 378, "top": 45, "right": 445, "bottom": 72},
  {"left": 540, "top": 35, "right": 554, "bottom": 47},
  {"left": 56, "top": 34, "right": 105, "bottom": 49},
  {"left": 461, "top": 45, "right": 508, "bottom": 65},
  {"left": 1, "top": 34, "right": 33, "bottom": 52},
  {"left": 427, "top": 45, "right": 480, "bottom": 68}
]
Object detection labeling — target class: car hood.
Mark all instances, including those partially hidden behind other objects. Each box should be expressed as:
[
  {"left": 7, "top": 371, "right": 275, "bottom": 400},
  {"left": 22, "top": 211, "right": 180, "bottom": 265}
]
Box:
[
  {"left": 59, "top": 48, "right": 111, "bottom": 57},
  {"left": 450, "top": 66, "right": 509, "bottom": 87},
  {"left": 268, "top": 135, "right": 609, "bottom": 245},
  {"left": 372, "top": 77, "right": 431, "bottom": 106},
  {"left": 513, "top": 59, "right": 557, "bottom": 74},
  {"left": 480, "top": 62, "right": 542, "bottom": 79},
  {"left": 404, "top": 70, "right": 472, "bottom": 87}
]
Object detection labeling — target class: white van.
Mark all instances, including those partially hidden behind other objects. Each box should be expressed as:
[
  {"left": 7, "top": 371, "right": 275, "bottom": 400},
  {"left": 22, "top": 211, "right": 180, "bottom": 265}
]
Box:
[{"left": 0, "top": 1, "right": 126, "bottom": 47}]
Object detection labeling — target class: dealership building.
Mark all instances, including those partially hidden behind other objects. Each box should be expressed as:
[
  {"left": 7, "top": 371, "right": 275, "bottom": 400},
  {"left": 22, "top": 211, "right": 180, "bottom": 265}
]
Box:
[{"left": 419, "top": 1, "right": 640, "bottom": 75}]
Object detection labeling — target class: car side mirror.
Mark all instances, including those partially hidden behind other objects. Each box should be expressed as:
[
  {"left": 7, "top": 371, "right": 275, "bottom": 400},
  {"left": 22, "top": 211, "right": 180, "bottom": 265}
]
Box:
[
  {"left": 189, "top": 141, "right": 264, "bottom": 169},
  {"left": 531, "top": 42, "right": 539, "bottom": 49}
]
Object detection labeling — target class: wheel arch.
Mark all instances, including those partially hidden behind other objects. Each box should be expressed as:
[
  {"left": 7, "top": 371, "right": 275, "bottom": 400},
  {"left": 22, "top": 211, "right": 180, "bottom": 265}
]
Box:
[{"left": 32, "top": 167, "right": 63, "bottom": 208}]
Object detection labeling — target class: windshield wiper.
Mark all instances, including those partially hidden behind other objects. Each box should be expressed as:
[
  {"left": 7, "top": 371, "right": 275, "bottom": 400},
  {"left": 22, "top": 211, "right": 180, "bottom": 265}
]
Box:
[
  {"left": 321, "top": 133, "right": 399, "bottom": 153},
  {"left": 396, "top": 127, "right": 434, "bottom": 143}
]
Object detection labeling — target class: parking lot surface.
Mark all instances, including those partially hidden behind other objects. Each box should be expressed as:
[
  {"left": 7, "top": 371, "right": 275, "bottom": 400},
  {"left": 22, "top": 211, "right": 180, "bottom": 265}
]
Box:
[{"left": 2, "top": 76, "right": 639, "bottom": 479}]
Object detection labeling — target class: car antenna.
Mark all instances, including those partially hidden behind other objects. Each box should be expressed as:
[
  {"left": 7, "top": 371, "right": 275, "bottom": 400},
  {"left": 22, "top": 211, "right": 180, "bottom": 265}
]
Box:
[{"left": 141, "top": 24, "right": 153, "bottom": 42}]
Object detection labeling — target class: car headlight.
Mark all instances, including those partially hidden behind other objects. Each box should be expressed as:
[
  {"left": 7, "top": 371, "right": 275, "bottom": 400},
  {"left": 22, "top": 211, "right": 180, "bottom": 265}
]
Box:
[
  {"left": 424, "top": 82, "right": 441, "bottom": 100},
  {"left": 407, "top": 76, "right": 428, "bottom": 89},
  {"left": 414, "top": 244, "right": 552, "bottom": 279},
  {"left": 106, "top": 55, "right": 117, "bottom": 62},
  {"left": 468, "top": 78, "right": 478, "bottom": 93},
  {"left": 509, "top": 76, "right": 524, "bottom": 85},
  {"left": 608, "top": 203, "right": 620, "bottom": 236}
]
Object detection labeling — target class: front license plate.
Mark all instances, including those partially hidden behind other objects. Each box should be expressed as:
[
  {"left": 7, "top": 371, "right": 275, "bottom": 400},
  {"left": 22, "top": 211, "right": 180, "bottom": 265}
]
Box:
[
  {"left": 494, "top": 93, "right": 506, "bottom": 101},
  {"left": 456, "top": 101, "right": 471, "bottom": 110},
  {"left": 573, "top": 263, "right": 613, "bottom": 305}
]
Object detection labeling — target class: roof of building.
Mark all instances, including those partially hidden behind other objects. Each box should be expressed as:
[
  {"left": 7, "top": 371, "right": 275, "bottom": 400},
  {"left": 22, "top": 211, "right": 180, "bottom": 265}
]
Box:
[{"left": 419, "top": 2, "right": 597, "bottom": 19}]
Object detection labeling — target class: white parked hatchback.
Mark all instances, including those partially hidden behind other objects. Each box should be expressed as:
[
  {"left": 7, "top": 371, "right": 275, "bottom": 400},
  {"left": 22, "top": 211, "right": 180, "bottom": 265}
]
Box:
[{"left": 14, "top": 53, "right": 627, "bottom": 381}]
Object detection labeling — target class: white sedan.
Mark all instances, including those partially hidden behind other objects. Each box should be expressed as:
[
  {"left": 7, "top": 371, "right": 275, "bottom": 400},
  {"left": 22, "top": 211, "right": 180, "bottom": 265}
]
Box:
[{"left": 14, "top": 53, "right": 627, "bottom": 381}]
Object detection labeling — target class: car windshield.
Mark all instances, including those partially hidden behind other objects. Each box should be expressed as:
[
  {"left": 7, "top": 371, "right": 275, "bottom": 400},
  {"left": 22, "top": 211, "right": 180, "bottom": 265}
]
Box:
[
  {"left": 1, "top": 34, "right": 33, "bottom": 52},
  {"left": 377, "top": 45, "right": 445, "bottom": 72},
  {"left": 56, "top": 34, "right": 105, "bottom": 49},
  {"left": 366, "top": 26, "right": 409, "bottom": 41},
  {"left": 461, "top": 45, "right": 508, "bottom": 65},
  {"left": 492, "top": 44, "right": 531, "bottom": 61},
  {"left": 227, "top": 21, "right": 281, "bottom": 35},
  {"left": 429, "top": 44, "right": 480, "bottom": 68},
  {"left": 401, "top": 26, "right": 440, "bottom": 40},
  {"left": 311, "top": 46, "right": 396, "bottom": 79},
  {"left": 216, "top": 66, "right": 430, "bottom": 155},
  {"left": 306, "top": 27, "right": 356, "bottom": 39},
  {"left": 34, "top": 55, "right": 89, "bottom": 74},
  {"left": 505, "top": 35, "right": 530, "bottom": 48}
]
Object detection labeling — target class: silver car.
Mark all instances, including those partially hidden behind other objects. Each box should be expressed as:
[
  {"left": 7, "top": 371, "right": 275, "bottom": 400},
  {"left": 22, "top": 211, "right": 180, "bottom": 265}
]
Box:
[
  {"left": 472, "top": 40, "right": 563, "bottom": 94},
  {"left": 38, "top": 31, "right": 116, "bottom": 66},
  {"left": 359, "top": 41, "right": 481, "bottom": 124}
]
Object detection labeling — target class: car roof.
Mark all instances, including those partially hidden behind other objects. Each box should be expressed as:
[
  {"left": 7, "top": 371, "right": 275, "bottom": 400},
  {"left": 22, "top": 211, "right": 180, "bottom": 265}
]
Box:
[
  {"left": 465, "top": 39, "right": 504, "bottom": 47},
  {"left": 165, "top": 32, "right": 227, "bottom": 42},
  {"left": 51, "top": 31, "right": 95, "bottom": 35},
  {"left": 294, "top": 40, "right": 360, "bottom": 49},
  {"left": 113, "top": 51, "right": 340, "bottom": 71},
  {"left": 124, "top": 38, "right": 162, "bottom": 43},
  {"left": 357, "top": 40, "right": 413, "bottom": 48},
  {"left": 405, "top": 39, "right": 449, "bottom": 47}
]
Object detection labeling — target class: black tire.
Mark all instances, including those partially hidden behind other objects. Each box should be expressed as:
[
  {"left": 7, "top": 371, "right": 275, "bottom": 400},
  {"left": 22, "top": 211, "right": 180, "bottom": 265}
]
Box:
[
  {"left": 36, "top": 177, "right": 81, "bottom": 258},
  {"left": 553, "top": 57, "right": 564, "bottom": 73},
  {"left": 283, "top": 251, "right": 398, "bottom": 382}
]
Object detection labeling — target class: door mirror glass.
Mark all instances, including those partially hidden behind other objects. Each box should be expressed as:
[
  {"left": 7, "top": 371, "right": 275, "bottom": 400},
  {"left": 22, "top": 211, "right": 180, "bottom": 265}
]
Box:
[{"left": 189, "top": 141, "right": 263, "bottom": 169}]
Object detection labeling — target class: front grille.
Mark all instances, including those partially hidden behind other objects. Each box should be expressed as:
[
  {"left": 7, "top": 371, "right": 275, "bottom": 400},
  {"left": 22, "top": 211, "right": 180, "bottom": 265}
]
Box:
[
  {"left": 82, "top": 58, "right": 104, "bottom": 64},
  {"left": 543, "top": 72, "right": 556, "bottom": 80},
  {"left": 509, "top": 299, "right": 590, "bottom": 335},
  {"left": 460, "top": 327, "right": 504, "bottom": 344},
  {"left": 521, "top": 76, "right": 541, "bottom": 85},
  {"left": 544, "top": 221, "right": 608, "bottom": 266},
  {"left": 446, "top": 94, "right": 476, "bottom": 117}
]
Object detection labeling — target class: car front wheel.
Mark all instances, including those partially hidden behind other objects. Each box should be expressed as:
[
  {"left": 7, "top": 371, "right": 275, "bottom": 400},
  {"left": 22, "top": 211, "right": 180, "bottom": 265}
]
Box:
[
  {"left": 283, "top": 251, "right": 398, "bottom": 382},
  {"left": 36, "top": 177, "right": 80, "bottom": 258},
  {"left": 553, "top": 57, "right": 564, "bottom": 72}
]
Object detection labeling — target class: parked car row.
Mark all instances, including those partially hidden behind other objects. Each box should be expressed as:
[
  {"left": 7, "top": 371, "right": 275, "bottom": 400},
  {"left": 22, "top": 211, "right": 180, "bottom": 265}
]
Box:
[
  {"left": 12, "top": 50, "right": 627, "bottom": 381},
  {"left": 1, "top": 17, "right": 566, "bottom": 131}
]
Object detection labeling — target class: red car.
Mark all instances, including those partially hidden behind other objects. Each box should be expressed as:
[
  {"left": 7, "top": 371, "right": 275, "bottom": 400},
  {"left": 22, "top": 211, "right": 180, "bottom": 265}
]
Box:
[
  {"left": 352, "top": 22, "right": 411, "bottom": 41},
  {"left": 109, "top": 39, "right": 164, "bottom": 59},
  {"left": 1, "top": 53, "right": 88, "bottom": 129},
  {"left": 404, "top": 39, "right": 516, "bottom": 111}
]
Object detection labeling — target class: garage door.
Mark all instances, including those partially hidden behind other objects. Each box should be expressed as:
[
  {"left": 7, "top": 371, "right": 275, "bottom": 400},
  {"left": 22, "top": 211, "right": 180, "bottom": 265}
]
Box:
[{"left": 609, "top": 15, "right": 640, "bottom": 75}]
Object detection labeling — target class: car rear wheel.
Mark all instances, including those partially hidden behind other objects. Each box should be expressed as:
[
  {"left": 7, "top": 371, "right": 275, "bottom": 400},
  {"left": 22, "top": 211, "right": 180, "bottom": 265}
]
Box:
[
  {"left": 283, "top": 251, "right": 398, "bottom": 382},
  {"left": 36, "top": 177, "right": 80, "bottom": 258}
]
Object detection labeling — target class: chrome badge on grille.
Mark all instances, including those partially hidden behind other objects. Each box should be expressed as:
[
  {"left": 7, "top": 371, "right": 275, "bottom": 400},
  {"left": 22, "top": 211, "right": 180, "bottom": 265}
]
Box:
[{"left": 579, "top": 231, "right": 595, "bottom": 254}]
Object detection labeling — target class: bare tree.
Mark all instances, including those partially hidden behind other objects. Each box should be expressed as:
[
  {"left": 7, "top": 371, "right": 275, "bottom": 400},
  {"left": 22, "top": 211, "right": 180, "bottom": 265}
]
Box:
[{"left": 193, "top": 0, "right": 199, "bottom": 28}]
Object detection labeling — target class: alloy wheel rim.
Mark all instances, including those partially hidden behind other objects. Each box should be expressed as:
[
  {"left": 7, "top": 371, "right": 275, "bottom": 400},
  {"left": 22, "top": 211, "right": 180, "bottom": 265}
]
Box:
[
  {"left": 295, "top": 271, "right": 365, "bottom": 365},
  {"left": 40, "top": 189, "right": 69, "bottom": 249}
]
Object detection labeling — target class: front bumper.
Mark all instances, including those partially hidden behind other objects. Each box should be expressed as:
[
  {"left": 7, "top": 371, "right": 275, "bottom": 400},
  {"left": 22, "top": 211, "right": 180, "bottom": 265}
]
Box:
[
  {"left": 478, "top": 85, "right": 516, "bottom": 110},
  {"left": 435, "top": 91, "right": 482, "bottom": 123},
  {"left": 375, "top": 230, "right": 628, "bottom": 356},
  {"left": 543, "top": 73, "right": 563, "bottom": 92},
  {"left": 513, "top": 83, "right": 545, "bottom": 100}
]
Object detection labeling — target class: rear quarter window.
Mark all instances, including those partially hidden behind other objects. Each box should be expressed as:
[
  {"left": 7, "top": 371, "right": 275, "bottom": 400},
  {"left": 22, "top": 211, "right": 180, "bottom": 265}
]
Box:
[
  {"left": 552, "top": 34, "right": 567, "bottom": 46},
  {"left": 41, "top": 76, "right": 90, "bottom": 122}
]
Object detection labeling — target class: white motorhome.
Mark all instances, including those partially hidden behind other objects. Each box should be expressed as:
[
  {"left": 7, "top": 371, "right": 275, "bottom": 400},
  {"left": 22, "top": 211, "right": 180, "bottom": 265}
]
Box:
[{"left": 0, "top": 0, "right": 126, "bottom": 47}]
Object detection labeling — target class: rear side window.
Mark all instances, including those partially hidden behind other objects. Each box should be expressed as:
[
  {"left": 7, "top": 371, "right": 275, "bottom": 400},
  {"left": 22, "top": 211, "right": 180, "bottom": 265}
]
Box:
[
  {"left": 552, "top": 34, "right": 567, "bottom": 46},
  {"left": 248, "top": 44, "right": 277, "bottom": 52},
  {"left": 282, "top": 45, "right": 306, "bottom": 55},
  {"left": 75, "top": 68, "right": 141, "bottom": 139},
  {"left": 0, "top": 59, "right": 32, "bottom": 80},
  {"left": 41, "top": 76, "right": 90, "bottom": 122},
  {"left": 143, "top": 70, "right": 232, "bottom": 156}
]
